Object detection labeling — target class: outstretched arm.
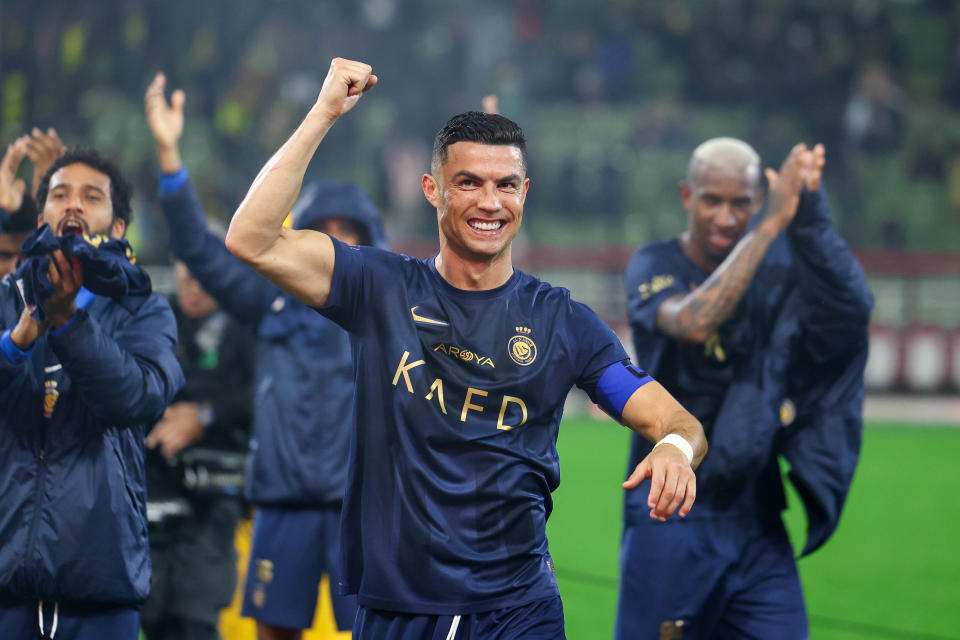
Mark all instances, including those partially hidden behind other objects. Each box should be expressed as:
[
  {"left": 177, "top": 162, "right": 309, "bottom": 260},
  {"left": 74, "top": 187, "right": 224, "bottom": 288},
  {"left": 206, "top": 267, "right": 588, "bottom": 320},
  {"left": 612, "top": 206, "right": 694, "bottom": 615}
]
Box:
[
  {"left": 620, "top": 381, "right": 707, "bottom": 521},
  {"left": 225, "top": 58, "right": 378, "bottom": 307},
  {"left": 146, "top": 73, "right": 278, "bottom": 325},
  {"left": 656, "top": 144, "right": 812, "bottom": 343}
]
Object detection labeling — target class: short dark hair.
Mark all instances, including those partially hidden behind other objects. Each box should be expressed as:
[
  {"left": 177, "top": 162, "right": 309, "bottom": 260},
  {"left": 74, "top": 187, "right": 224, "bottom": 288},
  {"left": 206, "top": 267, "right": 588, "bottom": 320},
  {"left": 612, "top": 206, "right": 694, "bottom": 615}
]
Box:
[
  {"left": 35, "top": 147, "right": 133, "bottom": 227},
  {"left": 431, "top": 111, "right": 527, "bottom": 174}
]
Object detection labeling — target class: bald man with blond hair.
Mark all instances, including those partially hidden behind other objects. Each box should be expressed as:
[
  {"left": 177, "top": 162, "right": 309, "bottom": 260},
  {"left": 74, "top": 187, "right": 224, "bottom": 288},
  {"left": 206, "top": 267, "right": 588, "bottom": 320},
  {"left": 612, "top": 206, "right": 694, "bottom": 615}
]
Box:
[{"left": 616, "top": 139, "right": 872, "bottom": 638}]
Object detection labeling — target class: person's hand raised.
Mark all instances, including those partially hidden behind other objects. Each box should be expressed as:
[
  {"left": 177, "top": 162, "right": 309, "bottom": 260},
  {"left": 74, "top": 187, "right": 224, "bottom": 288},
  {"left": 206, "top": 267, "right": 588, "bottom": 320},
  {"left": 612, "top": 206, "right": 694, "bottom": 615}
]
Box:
[
  {"left": 24, "top": 128, "right": 65, "bottom": 199},
  {"left": 0, "top": 137, "right": 29, "bottom": 212},
  {"left": 313, "top": 58, "right": 378, "bottom": 123},
  {"left": 762, "top": 143, "right": 814, "bottom": 234}
]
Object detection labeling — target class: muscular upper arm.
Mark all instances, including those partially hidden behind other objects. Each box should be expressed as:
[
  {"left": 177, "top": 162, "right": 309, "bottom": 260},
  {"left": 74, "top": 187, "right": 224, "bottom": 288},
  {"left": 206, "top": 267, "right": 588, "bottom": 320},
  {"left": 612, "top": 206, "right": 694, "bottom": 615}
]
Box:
[{"left": 228, "top": 226, "right": 336, "bottom": 308}]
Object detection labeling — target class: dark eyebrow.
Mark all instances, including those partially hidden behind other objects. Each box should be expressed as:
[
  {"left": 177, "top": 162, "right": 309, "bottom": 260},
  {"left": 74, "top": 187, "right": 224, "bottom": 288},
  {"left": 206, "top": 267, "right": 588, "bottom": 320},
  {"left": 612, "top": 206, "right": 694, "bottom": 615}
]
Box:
[
  {"left": 452, "top": 171, "right": 522, "bottom": 183},
  {"left": 50, "top": 183, "right": 107, "bottom": 196},
  {"left": 81, "top": 184, "right": 107, "bottom": 196}
]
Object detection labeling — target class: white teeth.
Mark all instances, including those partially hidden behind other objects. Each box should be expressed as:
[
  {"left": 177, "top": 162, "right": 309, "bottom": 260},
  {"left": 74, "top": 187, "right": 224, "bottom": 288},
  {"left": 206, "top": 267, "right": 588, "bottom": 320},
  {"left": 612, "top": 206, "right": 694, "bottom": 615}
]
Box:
[{"left": 470, "top": 220, "right": 501, "bottom": 231}]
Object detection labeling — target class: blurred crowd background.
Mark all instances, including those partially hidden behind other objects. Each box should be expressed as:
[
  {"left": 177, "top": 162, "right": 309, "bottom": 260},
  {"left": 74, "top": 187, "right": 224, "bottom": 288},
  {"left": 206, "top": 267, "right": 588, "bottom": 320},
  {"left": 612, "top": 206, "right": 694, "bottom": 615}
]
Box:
[{"left": 3, "top": 0, "right": 960, "bottom": 394}]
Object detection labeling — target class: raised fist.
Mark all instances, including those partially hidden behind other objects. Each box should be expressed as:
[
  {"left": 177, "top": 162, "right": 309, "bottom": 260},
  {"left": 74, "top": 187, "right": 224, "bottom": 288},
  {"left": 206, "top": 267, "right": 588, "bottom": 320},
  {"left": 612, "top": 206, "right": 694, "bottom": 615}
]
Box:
[{"left": 314, "top": 58, "right": 378, "bottom": 122}]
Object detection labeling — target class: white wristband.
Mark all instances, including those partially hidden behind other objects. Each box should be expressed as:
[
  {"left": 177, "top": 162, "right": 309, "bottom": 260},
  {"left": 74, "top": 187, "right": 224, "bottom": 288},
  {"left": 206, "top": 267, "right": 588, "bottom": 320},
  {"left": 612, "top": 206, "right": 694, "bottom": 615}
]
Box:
[{"left": 653, "top": 434, "right": 694, "bottom": 465}]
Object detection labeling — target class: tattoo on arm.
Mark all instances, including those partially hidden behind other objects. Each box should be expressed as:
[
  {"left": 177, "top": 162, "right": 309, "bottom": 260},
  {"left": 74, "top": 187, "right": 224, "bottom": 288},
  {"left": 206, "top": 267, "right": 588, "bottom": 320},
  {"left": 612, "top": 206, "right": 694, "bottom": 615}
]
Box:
[{"left": 656, "top": 227, "right": 777, "bottom": 342}]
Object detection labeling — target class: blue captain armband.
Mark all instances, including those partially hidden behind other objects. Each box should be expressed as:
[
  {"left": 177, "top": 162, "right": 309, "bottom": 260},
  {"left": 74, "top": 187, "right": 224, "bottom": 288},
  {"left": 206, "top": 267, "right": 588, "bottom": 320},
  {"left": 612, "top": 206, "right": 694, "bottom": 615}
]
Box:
[{"left": 594, "top": 359, "right": 654, "bottom": 421}]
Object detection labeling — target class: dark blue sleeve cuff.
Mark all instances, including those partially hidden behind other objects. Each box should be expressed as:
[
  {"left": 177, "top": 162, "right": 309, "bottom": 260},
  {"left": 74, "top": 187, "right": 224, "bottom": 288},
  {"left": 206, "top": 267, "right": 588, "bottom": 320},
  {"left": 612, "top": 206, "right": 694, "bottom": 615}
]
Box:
[
  {"left": 1, "top": 329, "right": 34, "bottom": 364},
  {"left": 159, "top": 167, "right": 189, "bottom": 195},
  {"left": 50, "top": 312, "right": 80, "bottom": 337},
  {"left": 595, "top": 359, "right": 654, "bottom": 421}
]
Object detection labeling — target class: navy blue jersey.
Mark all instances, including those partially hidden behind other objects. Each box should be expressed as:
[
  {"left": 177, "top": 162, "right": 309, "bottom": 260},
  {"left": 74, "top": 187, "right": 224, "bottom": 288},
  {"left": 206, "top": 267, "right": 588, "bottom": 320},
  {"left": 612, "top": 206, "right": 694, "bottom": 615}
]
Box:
[
  {"left": 317, "top": 239, "right": 629, "bottom": 614},
  {"left": 623, "top": 239, "right": 791, "bottom": 427},
  {"left": 623, "top": 237, "right": 796, "bottom": 519}
]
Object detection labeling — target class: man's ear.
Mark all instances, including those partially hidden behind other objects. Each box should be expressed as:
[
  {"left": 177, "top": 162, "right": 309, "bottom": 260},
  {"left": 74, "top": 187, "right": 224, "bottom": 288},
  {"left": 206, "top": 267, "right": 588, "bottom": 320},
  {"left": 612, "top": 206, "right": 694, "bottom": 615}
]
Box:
[
  {"left": 422, "top": 173, "right": 440, "bottom": 208},
  {"left": 110, "top": 217, "right": 126, "bottom": 239},
  {"left": 678, "top": 182, "right": 692, "bottom": 210}
]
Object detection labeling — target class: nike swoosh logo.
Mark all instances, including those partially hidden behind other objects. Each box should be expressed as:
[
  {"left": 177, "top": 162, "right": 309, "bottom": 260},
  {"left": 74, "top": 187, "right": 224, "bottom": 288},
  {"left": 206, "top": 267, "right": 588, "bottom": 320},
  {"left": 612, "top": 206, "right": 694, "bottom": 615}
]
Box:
[{"left": 411, "top": 306, "right": 449, "bottom": 326}]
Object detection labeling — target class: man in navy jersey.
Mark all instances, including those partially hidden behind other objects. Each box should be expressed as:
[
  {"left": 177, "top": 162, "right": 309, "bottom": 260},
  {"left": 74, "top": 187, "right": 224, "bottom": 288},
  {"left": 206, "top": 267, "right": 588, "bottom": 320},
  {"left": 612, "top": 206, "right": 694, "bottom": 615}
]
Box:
[
  {"left": 617, "top": 139, "right": 872, "bottom": 639},
  {"left": 225, "top": 58, "right": 707, "bottom": 639}
]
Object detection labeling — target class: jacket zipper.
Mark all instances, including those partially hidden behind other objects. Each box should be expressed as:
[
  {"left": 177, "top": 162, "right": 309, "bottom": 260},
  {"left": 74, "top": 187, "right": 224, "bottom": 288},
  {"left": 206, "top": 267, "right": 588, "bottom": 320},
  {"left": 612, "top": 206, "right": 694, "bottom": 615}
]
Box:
[
  {"left": 26, "top": 356, "right": 51, "bottom": 581},
  {"left": 25, "top": 445, "right": 47, "bottom": 579}
]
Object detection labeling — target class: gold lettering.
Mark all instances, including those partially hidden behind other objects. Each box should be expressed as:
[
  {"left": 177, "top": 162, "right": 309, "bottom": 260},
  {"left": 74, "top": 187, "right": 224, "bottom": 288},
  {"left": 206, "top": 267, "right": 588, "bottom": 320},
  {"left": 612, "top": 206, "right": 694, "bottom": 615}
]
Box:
[
  {"left": 704, "top": 333, "right": 726, "bottom": 362},
  {"left": 449, "top": 346, "right": 460, "bottom": 357},
  {"left": 392, "top": 351, "right": 425, "bottom": 393},
  {"left": 461, "top": 387, "right": 488, "bottom": 422},
  {"left": 639, "top": 275, "right": 676, "bottom": 300},
  {"left": 497, "top": 395, "right": 528, "bottom": 430},
  {"left": 651, "top": 275, "right": 675, "bottom": 293},
  {"left": 433, "top": 343, "right": 448, "bottom": 354},
  {"left": 479, "top": 357, "right": 495, "bottom": 368},
  {"left": 83, "top": 234, "right": 105, "bottom": 248},
  {"left": 425, "top": 378, "right": 447, "bottom": 414}
]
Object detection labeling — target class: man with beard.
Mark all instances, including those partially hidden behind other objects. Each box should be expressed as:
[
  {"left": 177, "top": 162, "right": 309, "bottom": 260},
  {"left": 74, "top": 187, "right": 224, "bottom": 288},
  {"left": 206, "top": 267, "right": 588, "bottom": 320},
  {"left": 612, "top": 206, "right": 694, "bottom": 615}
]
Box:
[{"left": 0, "top": 148, "right": 184, "bottom": 639}]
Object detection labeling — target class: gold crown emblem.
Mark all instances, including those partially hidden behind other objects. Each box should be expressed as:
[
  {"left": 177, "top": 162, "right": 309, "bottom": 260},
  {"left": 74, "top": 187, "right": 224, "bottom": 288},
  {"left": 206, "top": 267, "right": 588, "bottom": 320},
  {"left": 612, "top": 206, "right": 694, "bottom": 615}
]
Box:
[{"left": 514, "top": 326, "right": 531, "bottom": 335}]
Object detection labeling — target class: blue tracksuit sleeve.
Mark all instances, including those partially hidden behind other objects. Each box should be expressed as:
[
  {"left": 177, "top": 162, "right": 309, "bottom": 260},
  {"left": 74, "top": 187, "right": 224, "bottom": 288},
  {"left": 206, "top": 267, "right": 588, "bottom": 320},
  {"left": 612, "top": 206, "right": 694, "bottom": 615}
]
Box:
[
  {"left": 0, "top": 344, "right": 25, "bottom": 387},
  {"left": 159, "top": 174, "right": 277, "bottom": 327},
  {"left": 780, "top": 188, "right": 872, "bottom": 556},
  {"left": 47, "top": 295, "right": 184, "bottom": 427},
  {"left": 0, "top": 284, "right": 28, "bottom": 387},
  {"left": 788, "top": 188, "right": 873, "bottom": 360}
]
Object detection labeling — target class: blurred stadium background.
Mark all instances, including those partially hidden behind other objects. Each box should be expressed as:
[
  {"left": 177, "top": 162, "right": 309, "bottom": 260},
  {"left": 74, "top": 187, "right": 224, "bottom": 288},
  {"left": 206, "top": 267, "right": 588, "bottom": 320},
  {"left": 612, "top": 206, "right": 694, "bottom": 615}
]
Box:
[{"left": 3, "top": 0, "right": 958, "bottom": 638}]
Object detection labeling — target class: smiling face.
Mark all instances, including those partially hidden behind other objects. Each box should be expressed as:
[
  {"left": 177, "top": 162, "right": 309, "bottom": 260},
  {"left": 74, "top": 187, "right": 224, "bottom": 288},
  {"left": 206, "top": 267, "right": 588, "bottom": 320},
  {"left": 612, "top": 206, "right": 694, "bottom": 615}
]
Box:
[
  {"left": 422, "top": 141, "right": 529, "bottom": 265},
  {"left": 680, "top": 160, "right": 762, "bottom": 271},
  {"left": 40, "top": 162, "right": 125, "bottom": 239}
]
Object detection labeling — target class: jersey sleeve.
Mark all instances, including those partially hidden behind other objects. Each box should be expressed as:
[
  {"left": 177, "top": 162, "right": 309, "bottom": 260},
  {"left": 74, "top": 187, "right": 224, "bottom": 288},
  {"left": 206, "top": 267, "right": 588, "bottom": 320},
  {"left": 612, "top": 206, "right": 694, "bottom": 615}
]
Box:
[
  {"left": 568, "top": 300, "right": 630, "bottom": 399},
  {"left": 315, "top": 237, "right": 400, "bottom": 331},
  {"left": 624, "top": 244, "right": 687, "bottom": 373},
  {"left": 624, "top": 244, "right": 688, "bottom": 335}
]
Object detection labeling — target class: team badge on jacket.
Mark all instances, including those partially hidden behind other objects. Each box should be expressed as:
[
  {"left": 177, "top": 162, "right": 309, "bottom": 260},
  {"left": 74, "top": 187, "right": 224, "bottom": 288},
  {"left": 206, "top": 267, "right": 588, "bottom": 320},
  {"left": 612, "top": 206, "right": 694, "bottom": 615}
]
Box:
[{"left": 43, "top": 380, "right": 59, "bottom": 419}]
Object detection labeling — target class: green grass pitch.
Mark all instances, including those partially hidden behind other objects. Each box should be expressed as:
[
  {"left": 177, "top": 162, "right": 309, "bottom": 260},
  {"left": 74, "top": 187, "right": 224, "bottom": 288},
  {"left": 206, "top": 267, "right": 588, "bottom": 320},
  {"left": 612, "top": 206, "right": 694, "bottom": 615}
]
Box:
[{"left": 547, "top": 418, "right": 960, "bottom": 639}]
